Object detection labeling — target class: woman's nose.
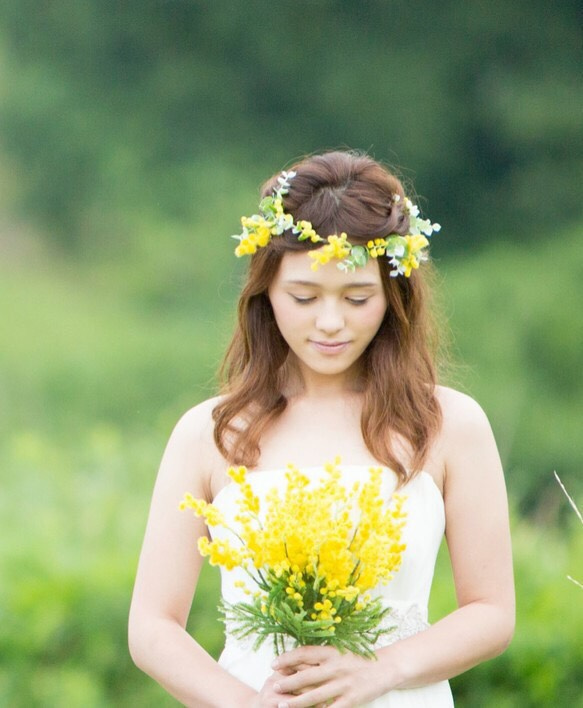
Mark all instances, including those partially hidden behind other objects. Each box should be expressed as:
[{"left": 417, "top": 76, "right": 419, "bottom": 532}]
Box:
[{"left": 315, "top": 301, "right": 345, "bottom": 333}]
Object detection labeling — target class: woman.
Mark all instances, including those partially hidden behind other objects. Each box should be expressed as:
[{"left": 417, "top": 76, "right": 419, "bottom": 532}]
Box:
[{"left": 128, "top": 151, "right": 515, "bottom": 707}]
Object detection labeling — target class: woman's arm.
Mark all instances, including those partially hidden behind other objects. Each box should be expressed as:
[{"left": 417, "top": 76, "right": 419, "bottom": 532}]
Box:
[
  {"left": 378, "top": 389, "right": 515, "bottom": 684},
  {"left": 128, "top": 402, "right": 261, "bottom": 707},
  {"left": 270, "top": 390, "right": 515, "bottom": 708}
]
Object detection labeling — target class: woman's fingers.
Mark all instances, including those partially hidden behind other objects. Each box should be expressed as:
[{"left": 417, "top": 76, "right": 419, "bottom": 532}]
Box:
[
  {"left": 272, "top": 645, "right": 336, "bottom": 672},
  {"left": 274, "top": 661, "right": 313, "bottom": 676},
  {"left": 273, "top": 665, "right": 329, "bottom": 695},
  {"left": 251, "top": 672, "right": 298, "bottom": 708},
  {"left": 274, "top": 681, "right": 340, "bottom": 708},
  {"left": 270, "top": 647, "right": 379, "bottom": 708}
]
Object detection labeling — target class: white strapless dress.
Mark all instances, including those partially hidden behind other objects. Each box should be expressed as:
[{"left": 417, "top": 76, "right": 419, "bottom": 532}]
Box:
[{"left": 210, "top": 465, "right": 454, "bottom": 706}]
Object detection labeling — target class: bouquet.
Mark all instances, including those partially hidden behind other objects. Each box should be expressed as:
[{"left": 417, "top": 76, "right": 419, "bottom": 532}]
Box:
[{"left": 181, "top": 459, "right": 407, "bottom": 659}]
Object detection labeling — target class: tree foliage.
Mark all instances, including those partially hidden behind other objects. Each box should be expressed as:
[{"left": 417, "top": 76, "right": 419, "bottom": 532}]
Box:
[{"left": 0, "top": 0, "right": 580, "bottom": 252}]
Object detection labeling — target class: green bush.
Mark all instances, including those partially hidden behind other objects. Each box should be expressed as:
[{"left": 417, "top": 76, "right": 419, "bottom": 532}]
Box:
[{"left": 430, "top": 512, "right": 583, "bottom": 706}]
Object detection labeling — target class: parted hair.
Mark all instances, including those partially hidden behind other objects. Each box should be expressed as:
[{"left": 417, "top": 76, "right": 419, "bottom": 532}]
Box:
[{"left": 212, "top": 150, "right": 443, "bottom": 484}]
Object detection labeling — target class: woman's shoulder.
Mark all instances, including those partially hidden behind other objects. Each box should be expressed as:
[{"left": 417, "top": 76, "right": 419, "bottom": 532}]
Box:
[
  {"left": 434, "top": 385, "right": 501, "bottom": 483},
  {"left": 173, "top": 395, "right": 223, "bottom": 435},
  {"left": 435, "top": 385, "right": 491, "bottom": 432},
  {"left": 166, "top": 395, "right": 227, "bottom": 470}
]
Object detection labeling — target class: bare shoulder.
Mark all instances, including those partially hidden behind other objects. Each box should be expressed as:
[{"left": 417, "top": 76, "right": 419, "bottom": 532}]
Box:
[
  {"left": 434, "top": 385, "right": 503, "bottom": 487},
  {"left": 159, "top": 395, "right": 228, "bottom": 498},
  {"left": 171, "top": 395, "right": 222, "bottom": 443},
  {"left": 436, "top": 385, "right": 492, "bottom": 436},
  {"left": 423, "top": 387, "right": 490, "bottom": 490}
]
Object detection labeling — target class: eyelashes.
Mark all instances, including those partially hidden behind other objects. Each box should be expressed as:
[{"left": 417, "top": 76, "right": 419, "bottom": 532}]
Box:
[{"left": 291, "top": 296, "right": 369, "bottom": 306}]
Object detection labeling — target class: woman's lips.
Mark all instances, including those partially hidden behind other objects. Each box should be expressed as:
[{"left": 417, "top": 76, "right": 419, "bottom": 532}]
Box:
[{"left": 310, "top": 340, "right": 350, "bottom": 354}]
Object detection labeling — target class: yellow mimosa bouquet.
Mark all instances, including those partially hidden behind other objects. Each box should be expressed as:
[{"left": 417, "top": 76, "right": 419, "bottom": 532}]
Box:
[{"left": 181, "top": 459, "right": 407, "bottom": 658}]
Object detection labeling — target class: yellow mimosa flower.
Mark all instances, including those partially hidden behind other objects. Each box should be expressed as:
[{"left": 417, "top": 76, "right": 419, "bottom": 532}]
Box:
[{"left": 182, "top": 459, "right": 407, "bottom": 658}]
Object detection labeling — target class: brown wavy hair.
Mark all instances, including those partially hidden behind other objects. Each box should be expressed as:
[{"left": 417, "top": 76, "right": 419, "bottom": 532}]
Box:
[{"left": 212, "top": 150, "right": 443, "bottom": 484}]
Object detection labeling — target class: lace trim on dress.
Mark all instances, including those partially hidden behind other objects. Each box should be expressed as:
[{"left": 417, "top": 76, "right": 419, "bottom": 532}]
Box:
[{"left": 374, "top": 603, "right": 430, "bottom": 647}]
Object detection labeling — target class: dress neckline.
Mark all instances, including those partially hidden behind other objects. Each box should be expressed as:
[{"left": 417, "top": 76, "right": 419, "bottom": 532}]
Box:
[{"left": 212, "top": 464, "right": 444, "bottom": 509}]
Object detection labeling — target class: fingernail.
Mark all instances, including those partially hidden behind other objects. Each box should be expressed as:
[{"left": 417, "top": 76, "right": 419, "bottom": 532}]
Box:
[
  {"left": 273, "top": 682, "right": 282, "bottom": 693},
  {"left": 278, "top": 703, "right": 289, "bottom": 708},
  {"left": 271, "top": 659, "right": 279, "bottom": 669}
]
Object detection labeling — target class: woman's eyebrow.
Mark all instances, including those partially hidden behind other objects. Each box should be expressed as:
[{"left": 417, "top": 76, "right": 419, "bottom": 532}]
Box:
[{"left": 282, "top": 279, "right": 379, "bottom": 288}]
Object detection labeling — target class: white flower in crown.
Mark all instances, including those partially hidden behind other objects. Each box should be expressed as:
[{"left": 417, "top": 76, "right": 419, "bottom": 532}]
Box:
[
  {"left": 403, "top": 197, "right": 420, "bottom": 218},
  {"left": 416, "top": 218, "right": 441, "bottom": 237},
  {"left": 403, "top": 197, "right": 441, "bottom": 238},
  {"left": 272, "top": 211, "right": 295, "bottom": 235},
  {"left": 276, "top": 170, "right": 296, "bottom": 195},
  {"left": 384, "top": 238, "right": 407, "bottom": 277},
  {"left": 389, "top": 261, "right": 406, "bottom": 278}
]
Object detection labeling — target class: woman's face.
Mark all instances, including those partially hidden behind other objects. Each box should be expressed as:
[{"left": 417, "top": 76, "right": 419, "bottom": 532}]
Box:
[{"left": 268, "top": 251, "right": 388, "bottom": 386}]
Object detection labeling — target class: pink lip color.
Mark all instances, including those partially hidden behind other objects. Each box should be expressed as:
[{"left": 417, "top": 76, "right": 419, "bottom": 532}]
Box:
[{"left": 310, "top": 341, "right": 350, "bottom": 354}]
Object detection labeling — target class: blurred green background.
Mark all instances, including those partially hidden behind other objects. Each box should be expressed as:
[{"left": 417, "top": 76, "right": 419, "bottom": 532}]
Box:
[{"left": 1, "top": 2, "right": 581, "bottom": 706}]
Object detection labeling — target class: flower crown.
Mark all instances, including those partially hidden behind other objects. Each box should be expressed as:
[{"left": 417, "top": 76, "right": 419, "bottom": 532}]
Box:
[{"left": 232, "top": 170, "right": 440, "bottom": 277}]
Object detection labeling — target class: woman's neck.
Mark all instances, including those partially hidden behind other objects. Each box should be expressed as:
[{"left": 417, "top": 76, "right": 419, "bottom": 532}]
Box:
[{"left": 282, "top": 356, "right": 365, "bottom": 399}]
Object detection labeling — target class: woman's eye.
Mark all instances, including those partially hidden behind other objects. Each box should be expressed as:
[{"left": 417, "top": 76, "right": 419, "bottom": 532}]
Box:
[{"left": 290, "top": 295, "right": 369, "bottom": 305}]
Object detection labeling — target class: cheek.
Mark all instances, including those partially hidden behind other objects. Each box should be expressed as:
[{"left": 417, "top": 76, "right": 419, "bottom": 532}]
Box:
[
  {"left": 270, "top": 295, "right": 302, "bottom": 335},
  {"left": 360, "top": 301, "right": 387, "bottom": 333}
]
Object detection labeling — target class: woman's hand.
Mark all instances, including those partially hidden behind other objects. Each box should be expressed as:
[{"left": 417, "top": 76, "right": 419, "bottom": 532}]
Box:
[
  {"left": 267, "top": 645, "right": 389, "bottom": 708},
  {"left": 247, "top": 671, "right": 300, "bottom": 708}
]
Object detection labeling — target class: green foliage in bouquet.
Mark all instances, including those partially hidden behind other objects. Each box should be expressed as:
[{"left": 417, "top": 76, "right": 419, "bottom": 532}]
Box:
[{"left": 220, "top": 581, "right": 398, "bottom": 659}]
